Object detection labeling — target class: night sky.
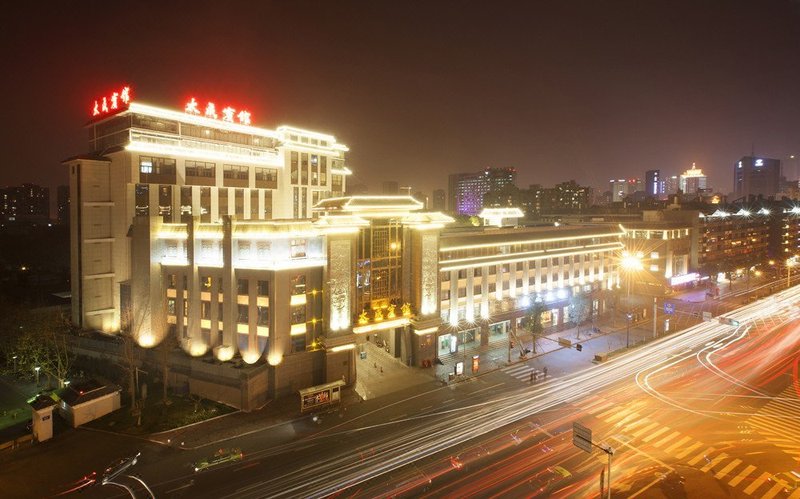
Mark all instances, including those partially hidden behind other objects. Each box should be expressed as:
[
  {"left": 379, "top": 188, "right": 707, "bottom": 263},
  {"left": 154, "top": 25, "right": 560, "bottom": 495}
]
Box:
[{"left": 2, "top": 0, "right": 800, "bottom": 202}]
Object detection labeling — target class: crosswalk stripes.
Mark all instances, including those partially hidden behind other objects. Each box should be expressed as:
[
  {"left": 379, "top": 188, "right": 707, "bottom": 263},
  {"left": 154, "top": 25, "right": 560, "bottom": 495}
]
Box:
[
  {"left": 747, "top": 385, "right": 800, "bottom": 457},
  {"left": 499, "top": 363, "right": 552, "bottom": 383},
  {"left": 674, "top": 441, "right": 702, "bottom": 459},
  {"left": 700, "top": 452, "right": 728, "bottom": 473},
  {"left": 641, "top": 426, "right": 670, "bottom": 443},
  {"left": 744, "top": 471, "right": 771, "bottom": 495},
  {"left": 714, "top": 458, "right": 741, "bottom": 480},
  {"left": 763, "top": 482, "right": 786, "bottom": 499},
  {"left": 728, "top": 464, "right": 756, "bottom": 487},
  {"left": 587, "top": 397, "right": 799, "bottom": 498},
  {"left": 687, "top": 447, "right": 714, "bottom": 466},
  {"left": 653, "top": 430, "right": 681, "bottom": 448},
  {"left": 631, "top": 422, "right": 659, "bottom": 438},
  {"left": 663, "top": 435, "right": 692, "bottom": 454}
]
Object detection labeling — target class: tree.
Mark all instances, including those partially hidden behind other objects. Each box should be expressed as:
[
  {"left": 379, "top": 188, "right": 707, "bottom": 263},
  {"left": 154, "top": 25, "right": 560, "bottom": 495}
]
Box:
[
  {"left": 523, "top": 300, "right": 547, "bottom": 354},
  {"left": 569, "top": 293, "right": 592, "bottom": 340}
]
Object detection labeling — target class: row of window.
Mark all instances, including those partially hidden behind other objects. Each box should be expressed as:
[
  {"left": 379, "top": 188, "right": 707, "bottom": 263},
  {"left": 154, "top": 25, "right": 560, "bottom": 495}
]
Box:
[
  {"left": 440, "top": 238, "right": 615, "bottom": 261},
  {"left": 441, "top": 270, "right": 610, "bottom": 300},
  {"left": 168, "top": 274, "right": 306, "bottom": 296},
  {"left": 441, "top": 255, "right": 610, "bottom": 281},
  {"left": 290, "top": 152, "right": 328, "bottom": 187}
]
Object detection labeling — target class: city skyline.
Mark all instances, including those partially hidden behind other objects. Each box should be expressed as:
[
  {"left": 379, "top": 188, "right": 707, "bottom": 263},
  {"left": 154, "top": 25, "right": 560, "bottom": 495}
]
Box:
[{"left": 1, "top": 1, "right": 800, "bottom": 198}]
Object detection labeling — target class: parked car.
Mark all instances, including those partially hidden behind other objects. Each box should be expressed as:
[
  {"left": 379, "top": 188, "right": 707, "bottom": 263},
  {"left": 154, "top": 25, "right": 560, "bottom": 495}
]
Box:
[{"left": 193, "top": 448, "right": 244, "bottom": 472}]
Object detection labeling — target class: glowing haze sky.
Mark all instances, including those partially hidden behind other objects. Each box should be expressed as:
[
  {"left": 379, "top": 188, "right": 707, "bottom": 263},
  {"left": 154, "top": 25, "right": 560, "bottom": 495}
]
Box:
[{"left": 2, "top": 0, "right": 799, "bottom": 198}]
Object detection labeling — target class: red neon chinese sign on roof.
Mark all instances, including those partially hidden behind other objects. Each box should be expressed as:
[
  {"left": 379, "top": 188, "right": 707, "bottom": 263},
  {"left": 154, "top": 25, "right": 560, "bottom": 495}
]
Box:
[
  {"left": 91, "top": 86, "right": 132, "bottom": 118},
  {"left": 184, "top": 97, "right": 252, "bottom": 126}
]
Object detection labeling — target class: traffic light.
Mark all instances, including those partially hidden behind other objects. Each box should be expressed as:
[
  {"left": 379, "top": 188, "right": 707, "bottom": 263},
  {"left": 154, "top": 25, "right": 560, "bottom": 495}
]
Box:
[{"left": 576, "top": 344, "right": 583, "bottom": 351}]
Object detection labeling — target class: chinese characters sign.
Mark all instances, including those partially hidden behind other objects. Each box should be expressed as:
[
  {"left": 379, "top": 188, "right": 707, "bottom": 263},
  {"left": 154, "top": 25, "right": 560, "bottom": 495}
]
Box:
[
  {"left": 91, "top": 86, "right": 131, "bottom": 117},
  {"left": 184, "top": 97, "right": 252, "bottom": 126}
]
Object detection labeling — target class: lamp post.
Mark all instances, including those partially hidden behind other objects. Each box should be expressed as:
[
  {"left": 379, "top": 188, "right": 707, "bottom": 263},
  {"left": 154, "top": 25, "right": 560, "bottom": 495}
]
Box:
[
  {"left": 34, "top": 366, "right": 41, "bottom": 386},
  {"left": 621, "top": 253, "right": 643, "bottom": 349}
]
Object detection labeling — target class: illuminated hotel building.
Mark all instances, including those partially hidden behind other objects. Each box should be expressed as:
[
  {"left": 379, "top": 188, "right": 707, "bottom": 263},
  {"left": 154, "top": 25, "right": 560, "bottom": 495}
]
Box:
[
  {"left": 64, "top": 87, "right": 351, "bottom": 335},
  {"left": 64, "top": 87, "right": 624, "bottom": 406}
]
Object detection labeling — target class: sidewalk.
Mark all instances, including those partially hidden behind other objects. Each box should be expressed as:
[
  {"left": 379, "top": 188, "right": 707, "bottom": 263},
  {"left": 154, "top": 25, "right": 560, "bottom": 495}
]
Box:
[{"left": 432, "top": 310, "right": 661, "bottom": 383}]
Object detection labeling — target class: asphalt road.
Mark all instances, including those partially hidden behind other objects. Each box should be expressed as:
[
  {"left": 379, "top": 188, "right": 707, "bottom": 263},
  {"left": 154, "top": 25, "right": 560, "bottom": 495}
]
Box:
[{"left": 1, "top": 283, "right": 799, "bottom": 499}]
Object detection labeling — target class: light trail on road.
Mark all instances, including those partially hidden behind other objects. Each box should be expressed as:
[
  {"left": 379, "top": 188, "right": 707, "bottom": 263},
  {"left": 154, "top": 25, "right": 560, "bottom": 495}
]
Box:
[{"left": 220, "top": 287, "right": 800, "bottom": 498}]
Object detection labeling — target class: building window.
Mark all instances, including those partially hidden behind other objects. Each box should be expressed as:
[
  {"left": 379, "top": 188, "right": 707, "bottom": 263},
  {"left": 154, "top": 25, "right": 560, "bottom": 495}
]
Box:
[
  {"left": 139, "top": 156, "right": 176, "bottom": 177},
  {"left": 167, "top": 274, "right": 176, "bottom": 289},
  {"left": 257, "top": 280, "right": 269, "bottom": 296},
  {"left": 291, "top": 152, "right": 299, "bottom": 184},
  {"left": 167, "top": 298, "right": 176, "bottom": 315},
  {"left": 291, "top": 305, "right": 306, "bottom": 324},
  {"left": 257, "top": 306, "right": 269, "bottom": 326},
  {"left": 201, "top": 301, "right": 211, "bottom": 319},
  {"left": 290, "top": 239, "right": 307, "bottom": 258},
  {"left": 255, "top": 167, "right": 277, "bottom": 182},
  {"left": 473, "top": 267, "right": 482, "bottom": 277},
  {"left": 237, "top": 305, "right": 249, "bottom": 324},
  {"left": 441, "top": 290, "right": 450, "bottom": 301},
  {"left": 200, "top": 275, "right": 211, "bottom": 291},
  {"left": 185, "top": 160, "right": 215, "bottom": 178},
  {"left": 237, "top": 278, "right": 249, "bottom": 296},
  {"left": 238, "top": 241, "right": 251, "bottom": 259},
  {"left": 291, "top": 275, "right": 306, "bottom": 295},
  {"left": 223, "top": 164, "right": 249, "bottom": 180},
  {"left": 301, "top": 154, "right": 309, "bottom": 185},
  {"left": 256, "top": 241, "right": 270, "bottom": 259}
]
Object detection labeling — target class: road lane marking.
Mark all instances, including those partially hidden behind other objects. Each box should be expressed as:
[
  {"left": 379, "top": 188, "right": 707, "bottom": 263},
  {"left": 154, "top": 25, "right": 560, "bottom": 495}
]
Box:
[
  {"left": 674, "top": 441, "right": 702, "bottom": 459},
  {"left": 700, "top": 452, "right": 727, "bottom": 473},
  {"left": 653, "top": 431, "right": 681, "bottom": 448},
  {"left": 687, "top": 447, "right": 715, "bottom": 466},
  {"left": 664, "top": 436, "right": 692, "bottom": 454},
  {"left": 642, "top": 427, "right": 670, "bottom": 443},
  {"left": 728, "top": 464, "right": 756, "bottom": 487},
  {"left": 743, "top": 471, "right": 771, "bottom": 495},
  {"left": 631, "top": 422, "right": 659, "bottom": 438},
  {"left": 713, "top": 458, "right": 741, "bottom": 479},
  {"left": 581, "top": 397, "right": 613, "bottom": 413}
]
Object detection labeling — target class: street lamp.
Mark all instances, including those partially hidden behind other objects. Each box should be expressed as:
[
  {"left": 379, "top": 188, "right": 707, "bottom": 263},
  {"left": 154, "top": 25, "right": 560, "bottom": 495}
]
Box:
[
  {"left": 34, "top": 366, "right": 41, "bottom": 386},
  {"left": 620, "top": 252, "right": 643, "bottom": 349},
  {"left": 787, "top": 258, "right": 797, "bottom": 288}
]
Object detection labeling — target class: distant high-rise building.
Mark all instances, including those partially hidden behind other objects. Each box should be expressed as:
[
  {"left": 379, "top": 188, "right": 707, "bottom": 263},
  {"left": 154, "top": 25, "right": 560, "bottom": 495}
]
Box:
[
  {"left": 449, "top": 167, "right": 516, "bottom": 216},
  {"left": 734, "top": 156, "right": 781, "bottom": 199},
  {"left": 664, "top": 175, "right": 679, "bottom": 195},
  {"left": 645, "top": 170, "right": 662, "bottom": 198},
  {"left": 679, "top": 163, "right": 708, "bottom": 195},
  {"left": 0, "top": 183, "right": 49, "bottom": 222},
  {"left": 547, "top": 180, "right": 592, "bottom": 213},
  {"left": 432, "top": 189, "right": 446, "bottom": 212},
  {"left": 413, "top": 191, "right": 428, "bottom": 209},
  {"left": 57, "top": 185, "right": 70, "bottom": 225},
  {"left": 382, "top": 181, "right": 400, "bottom": 194},
  {"left": 609, "top": 178, "right": 642, "bottom": 202}
]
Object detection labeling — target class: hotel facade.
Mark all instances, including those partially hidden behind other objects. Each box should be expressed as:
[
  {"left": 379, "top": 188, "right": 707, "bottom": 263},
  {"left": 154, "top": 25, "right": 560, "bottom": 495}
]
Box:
[{"left": 65, "top": 88, "right": 623, "bottom": 407}]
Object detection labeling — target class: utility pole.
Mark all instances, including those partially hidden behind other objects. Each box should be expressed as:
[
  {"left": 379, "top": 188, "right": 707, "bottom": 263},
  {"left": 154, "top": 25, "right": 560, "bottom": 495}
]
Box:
[{"left": 652, "top": 296, "right": 657, "bottom": 339}]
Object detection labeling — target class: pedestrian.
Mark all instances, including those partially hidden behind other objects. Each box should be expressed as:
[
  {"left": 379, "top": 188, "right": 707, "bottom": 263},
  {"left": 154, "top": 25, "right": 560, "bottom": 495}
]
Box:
[
  {"left": 543, "top": 366, "right": 548, "bottom": 378},
  {"left": 380, "top": 366, "right": 383, "bottom": 374},
  {"left": 529, "top": 371, "right": 534, "bottom": 383}
]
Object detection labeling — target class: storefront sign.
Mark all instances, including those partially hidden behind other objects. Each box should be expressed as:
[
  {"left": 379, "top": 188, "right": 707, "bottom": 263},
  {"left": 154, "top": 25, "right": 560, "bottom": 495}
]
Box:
[
  {"left": 455, "top": 361, "right": 464, "bottom": 376},
  {"left": 185, "top": 97, "right": 252, "bottom": 125},
  {"left": 91, "top": 85, "right": 132, "bottom": 118}
]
